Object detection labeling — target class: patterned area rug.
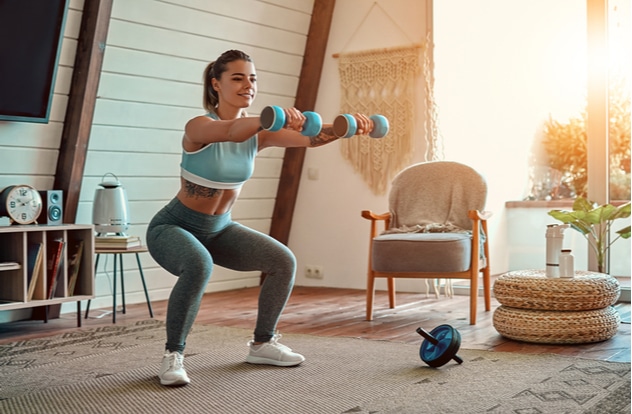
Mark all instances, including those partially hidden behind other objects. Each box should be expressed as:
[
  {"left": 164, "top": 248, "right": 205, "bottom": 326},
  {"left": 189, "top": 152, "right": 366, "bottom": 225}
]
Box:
[{"left": 0, "top": 320, "right": 629, "bottom": 414}]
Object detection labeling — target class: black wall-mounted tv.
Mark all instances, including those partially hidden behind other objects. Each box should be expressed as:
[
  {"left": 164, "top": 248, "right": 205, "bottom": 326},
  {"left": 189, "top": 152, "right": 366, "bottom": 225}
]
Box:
[{"left": 0, "top": 0, "right": 69, "bottom": 123}]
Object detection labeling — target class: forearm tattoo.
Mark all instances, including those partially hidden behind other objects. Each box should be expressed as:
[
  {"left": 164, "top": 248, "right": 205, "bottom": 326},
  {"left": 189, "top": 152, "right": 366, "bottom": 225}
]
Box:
[
  {"left": 309, "top": 126, "right": 338, "bottom": 147},
  {"left": 183, "top": 180, "right": 222, "bottom": 198}
]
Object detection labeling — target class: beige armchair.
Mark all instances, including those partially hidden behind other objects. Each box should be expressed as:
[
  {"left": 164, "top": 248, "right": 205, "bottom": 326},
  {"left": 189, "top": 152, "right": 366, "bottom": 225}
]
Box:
[{"left": 361, "top": 161, "right": 492, "bottom": 325}]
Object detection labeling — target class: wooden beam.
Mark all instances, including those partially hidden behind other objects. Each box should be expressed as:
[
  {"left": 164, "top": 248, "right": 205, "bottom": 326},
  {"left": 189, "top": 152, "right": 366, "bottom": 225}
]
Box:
[
  {"left": 54, "top": 0, "right": 113, "bottom": 223},
  {"left": 268, "top": 0, "right": 336, "bottom": 246}
]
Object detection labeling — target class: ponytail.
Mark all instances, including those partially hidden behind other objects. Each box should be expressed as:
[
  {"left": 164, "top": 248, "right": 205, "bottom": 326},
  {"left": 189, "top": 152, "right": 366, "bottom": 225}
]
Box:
[{"left": 203, "top": 61, "right": 218, "bottom": 113}]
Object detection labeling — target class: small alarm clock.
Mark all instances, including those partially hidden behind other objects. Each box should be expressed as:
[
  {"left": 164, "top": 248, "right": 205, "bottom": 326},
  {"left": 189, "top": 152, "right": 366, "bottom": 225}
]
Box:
[{"left": 0, "top": 185, "right": 43, "bottom": 225}]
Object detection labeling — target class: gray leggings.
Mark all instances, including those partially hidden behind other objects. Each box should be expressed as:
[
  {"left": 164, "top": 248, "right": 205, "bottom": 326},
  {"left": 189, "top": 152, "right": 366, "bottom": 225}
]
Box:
[{"left": 146, "top": 198, "right": 296, "bottom": 353}]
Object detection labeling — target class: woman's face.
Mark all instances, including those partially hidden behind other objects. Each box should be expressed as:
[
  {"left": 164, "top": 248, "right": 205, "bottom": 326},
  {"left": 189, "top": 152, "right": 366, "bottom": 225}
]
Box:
[{"left": 212, "top": 59, "right": 257, "bottom": 109}]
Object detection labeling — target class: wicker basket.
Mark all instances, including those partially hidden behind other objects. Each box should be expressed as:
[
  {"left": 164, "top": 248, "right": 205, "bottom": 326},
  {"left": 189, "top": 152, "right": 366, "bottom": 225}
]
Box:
[
  {"left": 493, "top": 305, "right": 621, "bottom": 344},
  {"left": 493, "top": 269, "right": 620, "bottom": 311}
]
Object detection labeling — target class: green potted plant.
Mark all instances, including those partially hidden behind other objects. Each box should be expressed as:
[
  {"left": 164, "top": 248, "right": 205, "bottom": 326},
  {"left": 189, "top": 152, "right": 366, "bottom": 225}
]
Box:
[{"left": 548, "top": 197, "right": 631, "bottom": 273}]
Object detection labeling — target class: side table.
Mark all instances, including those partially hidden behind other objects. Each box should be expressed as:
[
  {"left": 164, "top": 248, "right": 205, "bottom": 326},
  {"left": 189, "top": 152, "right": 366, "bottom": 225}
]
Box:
[
  {"left": 85, "top": 246, "right": 154, "bottom": 324},
  {"left": 492, "top": 269, "right": 621, "bottom": 344}
]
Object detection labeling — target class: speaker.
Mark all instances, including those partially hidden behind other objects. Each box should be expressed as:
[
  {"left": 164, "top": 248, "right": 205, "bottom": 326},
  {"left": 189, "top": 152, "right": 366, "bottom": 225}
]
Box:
[{"left": 39, "top": 190, "right": 63, "bottom": 225}]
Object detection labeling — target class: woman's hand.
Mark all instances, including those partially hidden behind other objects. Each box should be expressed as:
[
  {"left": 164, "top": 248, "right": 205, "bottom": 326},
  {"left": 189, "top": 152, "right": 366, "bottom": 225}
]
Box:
[
  {"left": 352, "top": 113, "right": 373, "bottom": 136},
  {"left": 282, "top": 107, "right": 306, "bottom": 132}
]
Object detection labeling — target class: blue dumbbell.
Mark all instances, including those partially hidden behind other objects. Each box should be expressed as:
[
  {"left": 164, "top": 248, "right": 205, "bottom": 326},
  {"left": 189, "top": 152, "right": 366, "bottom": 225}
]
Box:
[
  {"left": 333, "top": 114, "right": 389, "bottom": 138},
  {"left": 260, "top": 105, "right": 323, "bottom": 137}
]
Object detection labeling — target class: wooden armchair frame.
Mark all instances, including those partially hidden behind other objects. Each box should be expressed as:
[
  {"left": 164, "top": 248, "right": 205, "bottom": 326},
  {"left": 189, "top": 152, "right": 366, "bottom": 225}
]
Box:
[{"left": 361, "top": 209, "right": 492, "bottom": 325}]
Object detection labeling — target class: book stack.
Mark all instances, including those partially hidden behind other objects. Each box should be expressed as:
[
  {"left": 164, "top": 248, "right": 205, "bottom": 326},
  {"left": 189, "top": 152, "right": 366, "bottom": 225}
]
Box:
[{"left": 95, "top": 235, "right": 143, "bottom": 250}]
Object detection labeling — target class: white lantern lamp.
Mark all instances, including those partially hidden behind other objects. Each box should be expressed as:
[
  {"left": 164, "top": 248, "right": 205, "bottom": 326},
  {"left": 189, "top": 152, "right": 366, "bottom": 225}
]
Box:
[{"left": 92, "top": 173, "right": 130, "bottom": 236}]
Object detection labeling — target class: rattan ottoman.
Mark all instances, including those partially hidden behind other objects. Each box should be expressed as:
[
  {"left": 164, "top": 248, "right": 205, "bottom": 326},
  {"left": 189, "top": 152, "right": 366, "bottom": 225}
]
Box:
[{"left": 492, "top": 269, "right": 621, "bottom": 344}]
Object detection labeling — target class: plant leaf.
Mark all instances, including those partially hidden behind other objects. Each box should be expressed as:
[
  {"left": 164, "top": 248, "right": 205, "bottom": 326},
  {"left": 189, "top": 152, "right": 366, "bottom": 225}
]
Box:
[
  {"left": 548, "top": 210, "right": 592, "bottom": 234},
  {"left": 548, "top": 209, "right": 578, "bottom": 223},
  {"left": 594, "top": 204, "right": 618, "bottom": 222},
  {"left": 611, "top": 202, "right": 631, "bottom": 220},
  {"left": 616, "top": 225, "right": 631, "bottom": 239},
  {"left": 549, "top": 198, "right": 631, "bottom": 242},
  {"left": 583, "top": 207, "right": 609, "bottom": 225},
  {"left": 570, "top": 222, "right": 593, "bottom": 235},
  {"left": 573, "top": 197, "right": 594, "bottom": 212}
]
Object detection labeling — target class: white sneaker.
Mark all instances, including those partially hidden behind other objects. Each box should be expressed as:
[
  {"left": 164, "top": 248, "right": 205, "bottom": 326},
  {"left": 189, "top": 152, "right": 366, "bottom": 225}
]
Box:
[
  {"left": 159, "top": 351, "right": 191, "bottom": 386},
  {"left": 246, "top": 333, "right": 305, "bottom": 367}
]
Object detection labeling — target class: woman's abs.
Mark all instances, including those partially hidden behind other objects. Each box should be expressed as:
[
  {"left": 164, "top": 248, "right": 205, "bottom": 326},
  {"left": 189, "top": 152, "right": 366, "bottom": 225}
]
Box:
[{"left": 176, "top": 178, "right": 240, "bottom": 215}]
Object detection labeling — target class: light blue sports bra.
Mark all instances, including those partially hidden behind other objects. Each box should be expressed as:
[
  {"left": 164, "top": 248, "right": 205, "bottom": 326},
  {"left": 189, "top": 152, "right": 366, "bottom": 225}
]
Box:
[{"left": 180, "top": 113, "right": 258, "bottom": 190}]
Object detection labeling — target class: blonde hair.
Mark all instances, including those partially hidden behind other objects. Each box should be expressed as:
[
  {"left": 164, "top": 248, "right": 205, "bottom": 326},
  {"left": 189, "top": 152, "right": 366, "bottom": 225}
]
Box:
[{"left": 203, "top": 50, "right": 253, "bottom": 113}]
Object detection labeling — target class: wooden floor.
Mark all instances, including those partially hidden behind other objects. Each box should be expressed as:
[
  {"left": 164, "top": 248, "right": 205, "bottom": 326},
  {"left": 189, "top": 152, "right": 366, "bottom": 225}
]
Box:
[{"left": 0, "top": 286, "right": 630, "bottom": 363}]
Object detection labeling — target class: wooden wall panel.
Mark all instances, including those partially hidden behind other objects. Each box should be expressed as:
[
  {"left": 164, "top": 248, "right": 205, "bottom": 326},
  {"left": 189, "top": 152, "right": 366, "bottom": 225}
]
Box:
[
  {"left": 242, "top": 178, "right": 282, "bottom": 199},
  {"left": 91, "top": 100, "right": 197, "bottom": 129},
  {"left": 111, "top": 0, "right": 310, "bottom": 51},
  {"left": 266, "top": 0, "right": 315, "bottom": 13},
  {"left": 101, "top": 48, "right": 202, "bottom": 81},
  {"left": 0, "top": 123, "right": 64, "bottom": 149},
  {"left": 175, "top": 0, "right": 313, "bottom": 30},
  {"left": 88, "top": 125, "right": 180, "bottom": 153},
  {"left": 104, "top": 20, "right": 305, "bottom": 76},
  {"left": 0, "top": 148, "right": 58, "bottom": 174},
  {"left": 97, "top": 74, "right": 199, "bottom": 107}
]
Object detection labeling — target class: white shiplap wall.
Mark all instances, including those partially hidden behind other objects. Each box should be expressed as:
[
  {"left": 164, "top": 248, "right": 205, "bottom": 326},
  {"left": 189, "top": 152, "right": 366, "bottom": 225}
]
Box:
[{"left": 0, "top": 0, "right": 314, "bottom": 315}]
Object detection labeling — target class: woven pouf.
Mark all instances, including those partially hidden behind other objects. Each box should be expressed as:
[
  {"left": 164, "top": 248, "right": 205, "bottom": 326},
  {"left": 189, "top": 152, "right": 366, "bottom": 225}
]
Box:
[
  {"left": 493, "top": 305, "right": 621, "bottom": 344},
  {"left": 493, "top": 269, "right": 620, "bottom": 311}
]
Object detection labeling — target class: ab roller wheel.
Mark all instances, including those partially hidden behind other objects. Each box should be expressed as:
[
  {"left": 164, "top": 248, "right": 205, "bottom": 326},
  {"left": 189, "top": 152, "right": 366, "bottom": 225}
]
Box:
[
  {"left": 260, "top": 105, "right": 323, "bottom": 137},
  {"left": 416, "top": 325, "right": 463, "bottom": 368},
  {"left": 333, "top": 113, "right": 389, "bottom": 138}
]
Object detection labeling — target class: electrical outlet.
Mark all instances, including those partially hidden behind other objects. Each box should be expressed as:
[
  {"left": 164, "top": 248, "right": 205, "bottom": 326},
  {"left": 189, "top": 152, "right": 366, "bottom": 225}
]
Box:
[{"left": 305, "top": 265, "right": 324, "bottom": 279}]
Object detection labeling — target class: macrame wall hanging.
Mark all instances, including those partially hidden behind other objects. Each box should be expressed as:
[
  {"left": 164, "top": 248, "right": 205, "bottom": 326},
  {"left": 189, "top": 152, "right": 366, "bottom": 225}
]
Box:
[
  {"left": 336, "top": 45, "right": 421, "bottom": 195},
  {"left": 421, "top": 30, "right": 444, "bottom": 162}
]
